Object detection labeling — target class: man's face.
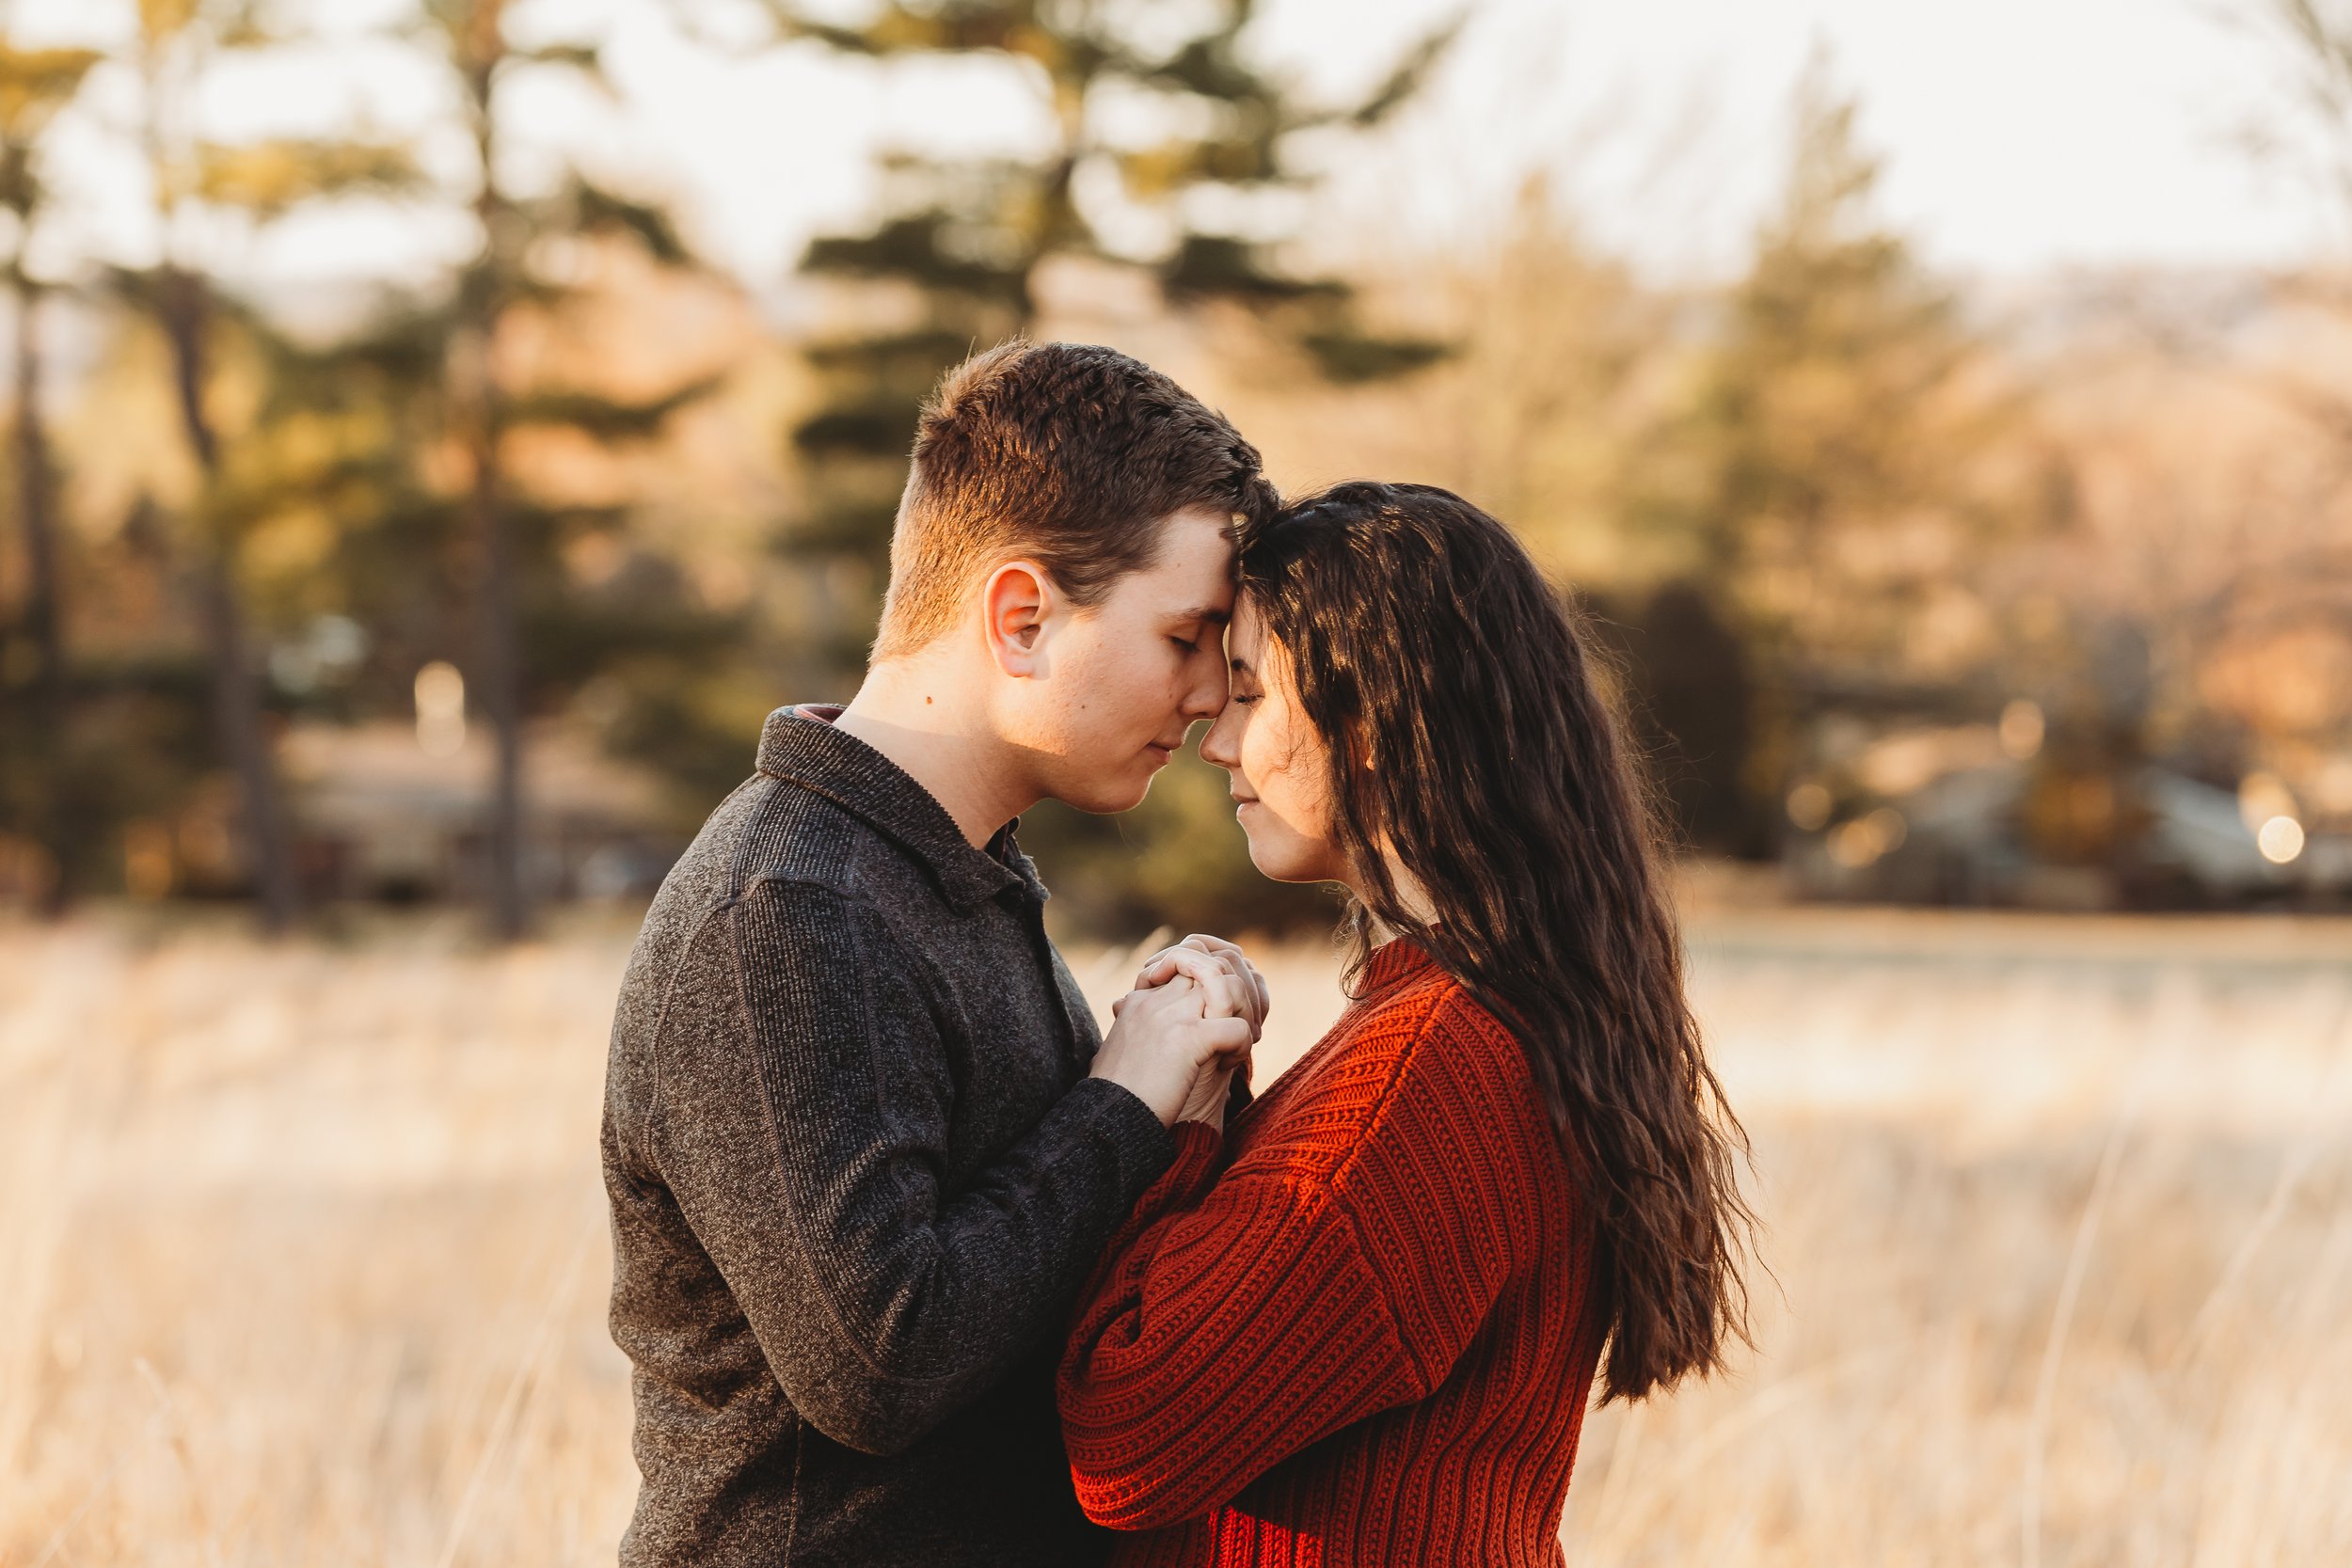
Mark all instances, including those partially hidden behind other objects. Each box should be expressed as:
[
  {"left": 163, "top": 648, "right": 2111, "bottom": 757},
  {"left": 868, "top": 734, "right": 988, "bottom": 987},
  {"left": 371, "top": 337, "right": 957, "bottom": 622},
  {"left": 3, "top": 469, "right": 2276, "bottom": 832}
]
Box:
[{"left": 1008, "top": 506, "right": 1237, "bottom": 814}]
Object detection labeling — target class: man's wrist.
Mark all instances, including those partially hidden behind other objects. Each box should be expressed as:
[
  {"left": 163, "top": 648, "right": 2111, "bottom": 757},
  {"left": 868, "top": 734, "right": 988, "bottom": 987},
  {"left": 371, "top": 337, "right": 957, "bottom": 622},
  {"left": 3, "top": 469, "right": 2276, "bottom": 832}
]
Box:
[{"left": 1067, "top": 1076, "right": 1181, "bottom": 1188}]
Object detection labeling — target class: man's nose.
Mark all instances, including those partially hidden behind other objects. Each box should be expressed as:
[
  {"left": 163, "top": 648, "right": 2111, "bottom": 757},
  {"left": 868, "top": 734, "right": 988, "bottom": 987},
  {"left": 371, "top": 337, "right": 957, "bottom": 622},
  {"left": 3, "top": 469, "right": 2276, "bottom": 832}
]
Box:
[{"left": 1184, "top": 666, "right": 1230, "bottom": 721}]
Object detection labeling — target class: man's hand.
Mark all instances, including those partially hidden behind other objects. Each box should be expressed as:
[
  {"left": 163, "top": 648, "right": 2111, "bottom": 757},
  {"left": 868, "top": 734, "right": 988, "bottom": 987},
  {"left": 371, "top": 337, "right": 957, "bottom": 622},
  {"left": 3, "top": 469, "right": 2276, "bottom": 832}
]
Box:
[
  {"left": 1126, "top": 934, "right": 1270, "bottom": 1043},
  {"left": 1089, "top": 977, "right": 1252, "bottom": 1127}
]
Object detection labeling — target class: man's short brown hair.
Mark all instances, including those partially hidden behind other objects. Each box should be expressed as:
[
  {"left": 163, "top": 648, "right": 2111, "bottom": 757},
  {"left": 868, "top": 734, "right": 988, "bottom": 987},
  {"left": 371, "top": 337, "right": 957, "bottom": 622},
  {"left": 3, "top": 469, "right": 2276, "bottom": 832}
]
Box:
[{"left": 871, "top": 341, "right": 1275, "bottom": 661}]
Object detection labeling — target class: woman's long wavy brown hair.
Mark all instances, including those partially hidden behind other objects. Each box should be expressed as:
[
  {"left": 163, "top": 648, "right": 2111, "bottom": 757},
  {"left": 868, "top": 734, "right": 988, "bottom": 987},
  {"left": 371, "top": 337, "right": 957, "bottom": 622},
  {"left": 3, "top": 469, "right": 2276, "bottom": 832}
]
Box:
[{"left": 1238, "top": 480, "right": 1755, "bottom": 1403}]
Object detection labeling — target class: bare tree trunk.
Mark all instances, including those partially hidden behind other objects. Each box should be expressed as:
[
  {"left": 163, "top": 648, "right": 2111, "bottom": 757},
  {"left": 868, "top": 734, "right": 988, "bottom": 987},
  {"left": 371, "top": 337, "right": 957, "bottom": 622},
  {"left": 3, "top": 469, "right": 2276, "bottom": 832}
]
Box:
[
  {"left": 157, "top": 266, "right": 299, "bottom": 934},
  {"left": 464, "top": 26, "right": 528, "bottom": 942},
  {"left": 467, "top": 367, "right": 527, "bottom": 940},
  {"left": 10, "top": 275, "right": 69, "bottom": 916}
]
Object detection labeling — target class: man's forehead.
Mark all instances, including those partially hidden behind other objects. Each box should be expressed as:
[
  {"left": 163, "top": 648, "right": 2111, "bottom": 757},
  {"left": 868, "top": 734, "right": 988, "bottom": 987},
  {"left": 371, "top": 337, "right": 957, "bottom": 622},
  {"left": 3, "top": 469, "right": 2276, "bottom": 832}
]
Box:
[
  {"left": 1120, "top": 506, "right": 1239, "bottom": 607},
  {"left": 1141, "top": 540, "right": 1237, "bottom": 599},
  {"left": 1152, "top": 506, "right": 1241, "bottom": 562}
]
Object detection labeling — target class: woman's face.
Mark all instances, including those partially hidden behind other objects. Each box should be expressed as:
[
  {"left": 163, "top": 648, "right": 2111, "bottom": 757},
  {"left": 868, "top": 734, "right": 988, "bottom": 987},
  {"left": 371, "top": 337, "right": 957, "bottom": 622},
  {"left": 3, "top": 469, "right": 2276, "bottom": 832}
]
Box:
[{"left": 1200, "top": 598, "right": 1356, "bottom": 887}]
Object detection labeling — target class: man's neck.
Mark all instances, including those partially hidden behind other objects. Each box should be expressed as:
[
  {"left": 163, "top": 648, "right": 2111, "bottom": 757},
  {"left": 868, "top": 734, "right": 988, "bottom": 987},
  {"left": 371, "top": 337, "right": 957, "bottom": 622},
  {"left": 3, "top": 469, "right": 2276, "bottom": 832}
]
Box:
[{"left": 833, "top": 664, "right": 1039, "bottom": 848}]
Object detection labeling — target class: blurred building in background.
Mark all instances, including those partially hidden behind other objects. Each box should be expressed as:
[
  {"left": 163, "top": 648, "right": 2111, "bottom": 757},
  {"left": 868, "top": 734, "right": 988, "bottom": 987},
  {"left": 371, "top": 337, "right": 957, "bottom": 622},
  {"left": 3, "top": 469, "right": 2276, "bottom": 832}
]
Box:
[{"left": 280, "top": 721, "right": 679, "bottom": 908}]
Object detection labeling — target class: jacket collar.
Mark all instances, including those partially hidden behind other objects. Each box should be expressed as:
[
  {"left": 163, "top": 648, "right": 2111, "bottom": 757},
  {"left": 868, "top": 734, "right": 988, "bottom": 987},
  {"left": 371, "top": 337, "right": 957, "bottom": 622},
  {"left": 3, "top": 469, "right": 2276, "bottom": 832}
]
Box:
[{"left": 755, "top": 704, "right": 1043, "bottom": 910}]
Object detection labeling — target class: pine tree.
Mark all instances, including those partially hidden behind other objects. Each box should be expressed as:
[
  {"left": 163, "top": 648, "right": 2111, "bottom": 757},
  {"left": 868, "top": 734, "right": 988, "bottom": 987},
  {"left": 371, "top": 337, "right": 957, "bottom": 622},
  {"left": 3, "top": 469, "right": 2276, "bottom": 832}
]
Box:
[
  {"left": 687, "top": 0, "right": 1456, "bottom": 677},
  {"left": 380, "top": 0, "right": 737, "bottom": 938},
  {"left": 1692, "top": 57, "right": 2037, "bottom": 675},
  {"left": 101, "top": 0, "right": 425, "bottom": 933},
  {"left": 1672, "top": 56, "right": 2033, "bottom": 840}
]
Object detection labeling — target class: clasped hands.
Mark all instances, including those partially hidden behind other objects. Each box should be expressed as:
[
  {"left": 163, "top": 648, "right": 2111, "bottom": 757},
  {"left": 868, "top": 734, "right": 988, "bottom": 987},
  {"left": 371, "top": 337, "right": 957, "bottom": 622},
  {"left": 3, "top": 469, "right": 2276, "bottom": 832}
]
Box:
[{"left": 1088, "top": 934, "right": 1268, "bottom": 1131}]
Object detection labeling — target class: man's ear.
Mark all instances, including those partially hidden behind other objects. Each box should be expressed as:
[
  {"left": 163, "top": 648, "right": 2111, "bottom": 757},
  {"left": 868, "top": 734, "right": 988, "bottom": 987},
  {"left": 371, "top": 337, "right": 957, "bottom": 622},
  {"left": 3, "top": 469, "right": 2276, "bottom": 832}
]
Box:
[{"left": 981, "top": 560, "right": 1055, "bottom": 677}]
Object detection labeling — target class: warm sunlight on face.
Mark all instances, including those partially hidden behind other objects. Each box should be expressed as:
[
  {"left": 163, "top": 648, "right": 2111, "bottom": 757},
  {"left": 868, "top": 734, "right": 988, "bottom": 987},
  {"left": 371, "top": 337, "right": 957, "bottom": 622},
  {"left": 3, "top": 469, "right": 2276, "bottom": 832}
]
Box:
[
  {"left": 1010, "top": 506, "right": 1237, "bottom": 814},
  {"left": 1199, "top": 597, "right": 1354, "bottom": 885}
]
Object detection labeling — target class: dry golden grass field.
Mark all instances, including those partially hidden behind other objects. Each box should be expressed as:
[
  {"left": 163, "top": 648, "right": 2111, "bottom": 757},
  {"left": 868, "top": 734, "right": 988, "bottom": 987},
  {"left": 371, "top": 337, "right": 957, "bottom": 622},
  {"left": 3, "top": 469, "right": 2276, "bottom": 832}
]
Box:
[{"left": 3, "top": 907, "right": 2349, "bottom": 1566}]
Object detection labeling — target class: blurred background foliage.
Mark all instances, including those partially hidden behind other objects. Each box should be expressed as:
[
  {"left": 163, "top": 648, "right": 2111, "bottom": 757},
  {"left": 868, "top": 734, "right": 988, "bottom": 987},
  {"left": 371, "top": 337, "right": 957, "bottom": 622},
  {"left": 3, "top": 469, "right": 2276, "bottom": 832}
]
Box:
[{"left": 2, "top": 0, "right": 2351, "bottom": 940}]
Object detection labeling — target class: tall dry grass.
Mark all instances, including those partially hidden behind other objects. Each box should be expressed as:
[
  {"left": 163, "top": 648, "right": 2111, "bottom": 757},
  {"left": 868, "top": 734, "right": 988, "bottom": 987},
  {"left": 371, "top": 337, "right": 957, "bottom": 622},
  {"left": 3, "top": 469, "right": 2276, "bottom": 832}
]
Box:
[{"left": 1, "top": 909, "right": 2347, "bottom": 1565}]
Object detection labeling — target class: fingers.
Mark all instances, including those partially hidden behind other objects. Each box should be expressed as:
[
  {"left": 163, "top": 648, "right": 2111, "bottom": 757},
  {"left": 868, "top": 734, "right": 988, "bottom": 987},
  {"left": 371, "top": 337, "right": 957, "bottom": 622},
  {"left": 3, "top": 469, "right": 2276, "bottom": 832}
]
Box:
[
  {"left": 1141, "top": 948, "right": 1242, "bottom": 1022},
  {"left": 1138, "top": 935, "right": 1242, "bottom": 987},
  {"left": 1118, "top": 977, "right": 1244, "bottom": 1052},
  {"left": 1114, "top": 974, "right": 1202, "bottom": 1028},
  {"left": 1136, "top": 945, "right": 1205, "bottom": 989},
  {"left": 1175, "top": 1058, "right": 1235, "bottom": 1127},
  {"left": 1200, "top": 1016, "right": 1254, "bottom": 1057},
  {"left": 1183, "top": 934, "right": 1270, "bottom": 1032},
  {"left": 1139, "top": 941, "right": 1267, "bottom": 1036},
  {"left": 1238, "top": 959, "right": 1269, "bottom": 1031}
]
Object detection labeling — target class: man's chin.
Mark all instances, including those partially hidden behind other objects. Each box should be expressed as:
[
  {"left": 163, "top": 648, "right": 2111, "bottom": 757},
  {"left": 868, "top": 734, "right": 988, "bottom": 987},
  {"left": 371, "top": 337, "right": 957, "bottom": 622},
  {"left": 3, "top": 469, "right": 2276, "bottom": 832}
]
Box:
[{"left": 1052, "top": 766, "right": 1157, "bottom": 816}]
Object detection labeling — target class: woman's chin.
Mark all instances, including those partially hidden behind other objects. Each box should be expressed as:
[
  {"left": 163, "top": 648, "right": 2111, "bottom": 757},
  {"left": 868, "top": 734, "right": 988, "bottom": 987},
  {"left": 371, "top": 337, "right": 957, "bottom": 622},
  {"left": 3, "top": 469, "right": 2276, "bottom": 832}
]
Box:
[{"left": 1242, "top": 833, "right": 1314, "bottom": 885}]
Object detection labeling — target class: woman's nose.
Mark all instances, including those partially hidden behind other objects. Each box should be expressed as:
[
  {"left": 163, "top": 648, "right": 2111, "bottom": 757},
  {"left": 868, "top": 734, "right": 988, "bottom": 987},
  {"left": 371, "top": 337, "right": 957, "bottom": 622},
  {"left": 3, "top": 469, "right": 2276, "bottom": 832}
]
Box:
[{"left": 1200, "top": 708, "right": 1240, "bottom": 768}]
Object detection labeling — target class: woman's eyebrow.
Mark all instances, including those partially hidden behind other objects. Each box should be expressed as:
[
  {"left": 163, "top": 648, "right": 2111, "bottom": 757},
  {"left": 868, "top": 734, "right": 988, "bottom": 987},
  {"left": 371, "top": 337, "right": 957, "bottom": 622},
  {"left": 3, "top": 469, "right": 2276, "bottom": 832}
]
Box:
[{"left": 1228, "top": 656, "right": 1256, "bottom": 676}]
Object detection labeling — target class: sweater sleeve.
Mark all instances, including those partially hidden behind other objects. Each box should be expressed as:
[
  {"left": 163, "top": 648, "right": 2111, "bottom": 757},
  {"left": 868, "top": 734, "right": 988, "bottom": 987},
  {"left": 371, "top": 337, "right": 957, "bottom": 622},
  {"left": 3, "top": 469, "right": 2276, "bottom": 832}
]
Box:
[
  {"left": 651, "top": 878, "right": 1174, "bottom": 1458},
  {"left": 1057, "top": 1000, "right": 1521, "bottom": 1530}
]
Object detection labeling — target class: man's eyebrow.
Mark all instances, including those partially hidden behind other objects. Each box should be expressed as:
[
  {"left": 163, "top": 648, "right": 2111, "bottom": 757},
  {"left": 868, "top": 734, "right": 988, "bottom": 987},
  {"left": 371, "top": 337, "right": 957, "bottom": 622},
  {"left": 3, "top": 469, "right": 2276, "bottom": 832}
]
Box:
[{"left": 1172, "top": 605, "right": 1231, "bottom": 626}]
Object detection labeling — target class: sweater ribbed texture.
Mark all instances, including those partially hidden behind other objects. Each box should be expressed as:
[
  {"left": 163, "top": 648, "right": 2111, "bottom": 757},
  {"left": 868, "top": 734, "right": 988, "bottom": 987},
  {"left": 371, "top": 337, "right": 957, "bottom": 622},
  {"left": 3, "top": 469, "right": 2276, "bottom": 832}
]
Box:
[{"left": 1058, "top": 939, "right": 1604, "bottom": 1567}]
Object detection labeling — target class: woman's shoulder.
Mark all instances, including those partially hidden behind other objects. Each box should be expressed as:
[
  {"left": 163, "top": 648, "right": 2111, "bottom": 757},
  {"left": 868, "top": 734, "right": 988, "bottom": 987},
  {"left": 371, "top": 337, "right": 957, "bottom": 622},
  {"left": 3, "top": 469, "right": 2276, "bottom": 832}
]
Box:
[
  {"left": 1365, "top": 964, "right": 1545, "bottom": 1143},
  {"left": 1359, "top": 943, "right": 1538, "bottom": 1092},
  {"left": 1235, "top": 947, "right": 1546, "bottom": 1187},
  {"left": 1231, "top": 948, "right": 1565, "bottom": 1298}
]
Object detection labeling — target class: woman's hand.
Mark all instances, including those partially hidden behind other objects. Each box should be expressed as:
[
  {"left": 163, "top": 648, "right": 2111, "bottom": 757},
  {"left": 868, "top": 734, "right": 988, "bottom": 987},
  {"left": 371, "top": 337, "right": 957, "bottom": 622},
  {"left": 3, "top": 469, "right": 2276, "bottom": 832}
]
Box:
[
  {"left": 1174, "top": 1053, "right": 1248, "bottom": 1131},
  {"left": 1089, "top": 977, "right": 1253, "bottom": 1127},
  {"left": 1126, "top": 934, "right": 1270, "bottom": 1043},
  {"left": 1101, "top": 934, "right": 1266, "bottom": 1130}
]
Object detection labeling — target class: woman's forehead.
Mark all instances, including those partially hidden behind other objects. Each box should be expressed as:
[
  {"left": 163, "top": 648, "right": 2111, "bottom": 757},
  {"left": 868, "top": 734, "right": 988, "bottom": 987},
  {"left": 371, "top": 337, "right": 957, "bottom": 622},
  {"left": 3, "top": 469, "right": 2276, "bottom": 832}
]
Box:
[{"left": 1227, "top": 595, "right": 1270, "bottom": 647}]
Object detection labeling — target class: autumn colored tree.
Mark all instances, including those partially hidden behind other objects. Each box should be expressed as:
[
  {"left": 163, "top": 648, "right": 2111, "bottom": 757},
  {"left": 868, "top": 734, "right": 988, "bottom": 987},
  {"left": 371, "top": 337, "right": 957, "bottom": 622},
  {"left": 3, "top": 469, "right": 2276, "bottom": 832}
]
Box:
[
  {"left": 1663, "top": 57, "right": 2042, "bottom": 844},
  {"left": 92, "top": 0, "right": 427, "bottom": 931},
  {"left": 0, "top": 33, "right": 100, "bottom": 911},
  {"left": 1693, "top": 68, "right": 1981, "bottom": 658}
]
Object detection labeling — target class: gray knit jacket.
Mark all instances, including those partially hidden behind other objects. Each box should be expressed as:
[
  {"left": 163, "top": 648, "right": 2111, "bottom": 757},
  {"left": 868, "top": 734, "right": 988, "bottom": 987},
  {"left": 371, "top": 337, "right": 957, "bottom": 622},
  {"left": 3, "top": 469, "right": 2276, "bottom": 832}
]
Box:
[{"left": 601, "top": 704, "right": 1178, "bottom": 1566}]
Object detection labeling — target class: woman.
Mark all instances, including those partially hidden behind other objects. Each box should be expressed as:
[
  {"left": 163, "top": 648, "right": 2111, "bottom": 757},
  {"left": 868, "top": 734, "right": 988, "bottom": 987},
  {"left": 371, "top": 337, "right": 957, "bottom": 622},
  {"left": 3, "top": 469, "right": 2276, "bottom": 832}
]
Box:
[{"left": 1057, "top": 482, "right": 1756, "bottom": 1565}]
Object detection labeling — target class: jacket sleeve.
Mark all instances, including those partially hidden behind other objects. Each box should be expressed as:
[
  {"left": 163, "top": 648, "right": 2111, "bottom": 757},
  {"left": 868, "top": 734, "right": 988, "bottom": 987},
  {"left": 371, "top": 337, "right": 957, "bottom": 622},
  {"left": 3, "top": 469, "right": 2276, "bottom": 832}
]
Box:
[
  {"left": 1056, "top": 1006, "right": 1519, "bottom": 1530},
  {"left": 649, "top": 877, "right": 1174, "bottom": 1457}
]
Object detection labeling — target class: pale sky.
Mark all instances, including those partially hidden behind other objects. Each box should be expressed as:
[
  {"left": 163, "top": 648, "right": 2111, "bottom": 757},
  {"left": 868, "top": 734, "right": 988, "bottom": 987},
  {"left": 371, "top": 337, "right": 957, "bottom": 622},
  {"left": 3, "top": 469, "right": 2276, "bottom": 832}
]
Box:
[
  {"left": 1235, "top": 0, "right": 2332, "bottom": 278},
  {"left": 11, "top": 0, "right": 2335, "bottom": 295}
]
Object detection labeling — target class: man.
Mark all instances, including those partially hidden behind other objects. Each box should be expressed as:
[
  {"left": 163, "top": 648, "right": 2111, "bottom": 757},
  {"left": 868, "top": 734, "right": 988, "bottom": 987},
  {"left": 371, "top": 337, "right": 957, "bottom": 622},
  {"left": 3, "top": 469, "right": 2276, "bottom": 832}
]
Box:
[{"left": 602, "top": 341, "right": 1273, "bottom": 1566}]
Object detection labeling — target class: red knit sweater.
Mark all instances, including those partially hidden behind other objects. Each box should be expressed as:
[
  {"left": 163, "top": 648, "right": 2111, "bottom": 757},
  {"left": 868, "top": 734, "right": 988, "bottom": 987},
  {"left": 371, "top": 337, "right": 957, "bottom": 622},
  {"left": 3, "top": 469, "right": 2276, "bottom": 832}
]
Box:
[{"left": 1058, "top": 938, "right": 1605, "bottom": 1567}]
